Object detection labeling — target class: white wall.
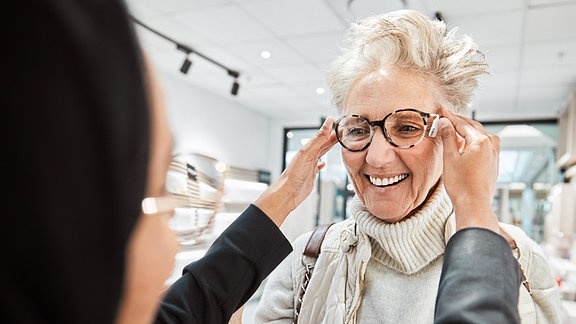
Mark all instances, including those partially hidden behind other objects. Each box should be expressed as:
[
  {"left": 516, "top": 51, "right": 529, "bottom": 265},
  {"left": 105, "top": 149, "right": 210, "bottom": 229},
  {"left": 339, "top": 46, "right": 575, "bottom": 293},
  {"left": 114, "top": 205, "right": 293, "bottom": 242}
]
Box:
[
  {"left": 159, "top": 72, "right": 271, "bottom": 171},
  {"left": 157, "top": 70, "right": 334, "bottom": 240}
]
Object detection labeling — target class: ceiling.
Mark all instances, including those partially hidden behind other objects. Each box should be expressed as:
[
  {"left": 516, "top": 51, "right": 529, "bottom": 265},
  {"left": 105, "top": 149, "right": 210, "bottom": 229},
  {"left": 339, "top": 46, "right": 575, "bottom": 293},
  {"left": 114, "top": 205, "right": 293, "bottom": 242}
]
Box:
[{"left": 125, "top": 0, "right": 576, "bottom": 123}]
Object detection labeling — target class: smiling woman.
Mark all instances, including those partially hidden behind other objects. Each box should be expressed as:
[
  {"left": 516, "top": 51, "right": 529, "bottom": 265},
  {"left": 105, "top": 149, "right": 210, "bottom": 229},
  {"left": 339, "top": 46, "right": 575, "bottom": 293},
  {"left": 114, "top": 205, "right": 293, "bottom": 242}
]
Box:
[{"left": 254, "top": 9, "right": 564, "bottom": 324}]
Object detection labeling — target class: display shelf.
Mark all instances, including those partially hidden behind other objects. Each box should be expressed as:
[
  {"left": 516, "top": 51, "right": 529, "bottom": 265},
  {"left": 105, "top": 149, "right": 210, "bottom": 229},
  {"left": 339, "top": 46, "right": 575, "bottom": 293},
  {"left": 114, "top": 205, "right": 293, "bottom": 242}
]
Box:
[
  {"left": 166, "top": 153, "right": 225, "bottom": 249},
  {"left": 557, "top": 91, "right": 576, "bottom": 169}
]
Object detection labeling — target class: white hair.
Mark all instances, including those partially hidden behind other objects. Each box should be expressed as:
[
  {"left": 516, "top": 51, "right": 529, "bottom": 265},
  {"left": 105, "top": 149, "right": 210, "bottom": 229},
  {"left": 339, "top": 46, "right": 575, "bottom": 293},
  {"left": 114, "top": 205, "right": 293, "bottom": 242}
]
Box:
[{"left": 327, "top": 9, "right": 489, "bottom": 115}]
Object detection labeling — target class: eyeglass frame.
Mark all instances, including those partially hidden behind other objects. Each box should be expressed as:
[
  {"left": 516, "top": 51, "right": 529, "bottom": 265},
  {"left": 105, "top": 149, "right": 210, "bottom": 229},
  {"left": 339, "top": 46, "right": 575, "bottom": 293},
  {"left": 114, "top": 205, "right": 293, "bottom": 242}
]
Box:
[
  {"left": 141, "top": 196, "right": 176, "bottom": 215},
  {"left": 141, "top": 193, "right": 208, "bottom": 216},
  {"left": 334, "top": 108, "right": 441, "bottom": 152}
]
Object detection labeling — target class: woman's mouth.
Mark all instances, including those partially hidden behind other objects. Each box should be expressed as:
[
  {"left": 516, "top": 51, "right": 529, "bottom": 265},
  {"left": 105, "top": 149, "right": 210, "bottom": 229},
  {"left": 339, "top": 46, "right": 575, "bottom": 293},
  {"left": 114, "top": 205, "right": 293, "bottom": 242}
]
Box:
[{"left": 368, "top": 174, "right": 408, "bottom": 187}]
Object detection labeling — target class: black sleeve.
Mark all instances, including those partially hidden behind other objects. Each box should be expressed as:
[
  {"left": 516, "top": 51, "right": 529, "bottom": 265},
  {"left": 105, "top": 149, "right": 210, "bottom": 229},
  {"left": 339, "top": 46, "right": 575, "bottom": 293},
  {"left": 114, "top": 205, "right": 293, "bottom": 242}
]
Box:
[
  {"left": 435, "top": 228, "right": 521, "bottom": 324},
  {"left": 156, "top": 204, "right": 293, "bottom": 324}
]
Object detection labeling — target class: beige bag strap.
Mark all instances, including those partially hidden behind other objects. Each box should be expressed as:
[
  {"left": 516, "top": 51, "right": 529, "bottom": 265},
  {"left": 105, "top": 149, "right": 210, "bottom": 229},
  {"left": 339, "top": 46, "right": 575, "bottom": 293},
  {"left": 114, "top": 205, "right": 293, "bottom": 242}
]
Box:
[{"left": 293, "top": 223, "right": 334, "bottom": 324}]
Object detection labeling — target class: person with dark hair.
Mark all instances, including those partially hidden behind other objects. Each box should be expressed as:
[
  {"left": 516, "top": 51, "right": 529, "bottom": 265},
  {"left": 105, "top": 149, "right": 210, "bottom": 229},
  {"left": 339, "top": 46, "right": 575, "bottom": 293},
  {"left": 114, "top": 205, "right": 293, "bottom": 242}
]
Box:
[{"left": 4, "top": 1, "right": 336, "bottom": 322}]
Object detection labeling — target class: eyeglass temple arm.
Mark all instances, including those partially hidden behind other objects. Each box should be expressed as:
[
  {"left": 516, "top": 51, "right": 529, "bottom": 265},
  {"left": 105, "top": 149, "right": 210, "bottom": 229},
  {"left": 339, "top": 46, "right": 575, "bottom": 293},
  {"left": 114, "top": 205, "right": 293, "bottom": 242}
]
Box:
[
  {"left": 142, "top": 196, "right": 176, "bottom": 215},
  {"left": 428, "top": 114, "right": 440, "bottom": 138}
]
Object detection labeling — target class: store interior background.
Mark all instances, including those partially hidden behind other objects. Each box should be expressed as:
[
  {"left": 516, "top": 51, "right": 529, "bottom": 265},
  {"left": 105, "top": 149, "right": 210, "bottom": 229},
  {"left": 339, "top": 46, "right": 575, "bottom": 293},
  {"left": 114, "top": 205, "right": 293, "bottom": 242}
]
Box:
[{"left": 126, "top": 0, "right": 576, "bottom": 319}]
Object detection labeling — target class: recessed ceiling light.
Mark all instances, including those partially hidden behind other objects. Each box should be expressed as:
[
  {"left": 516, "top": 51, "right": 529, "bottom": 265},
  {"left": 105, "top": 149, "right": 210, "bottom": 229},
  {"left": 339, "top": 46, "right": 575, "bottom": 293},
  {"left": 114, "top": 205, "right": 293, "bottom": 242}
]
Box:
[
  {"left": 260, "top": 50, "right": 272, "bottom": 59},
  {"left": 316, "top": 87, "right": 325, "bottom": 94}
]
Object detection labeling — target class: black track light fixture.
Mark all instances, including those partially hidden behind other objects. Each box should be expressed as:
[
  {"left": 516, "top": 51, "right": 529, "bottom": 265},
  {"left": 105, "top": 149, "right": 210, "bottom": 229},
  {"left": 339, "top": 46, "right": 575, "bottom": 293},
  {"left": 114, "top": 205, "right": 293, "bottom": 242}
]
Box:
[
  {"left": 180, "top": 56, "right": 192, "bottom": 74},
  {"left": 229, "top": 70, "right": 240, "bottom": 96},
  {"left": 131, "top": 17, "right": 241, "bottom": 96},
  {"left": 231, "top": 79, "right": 240, "bottom": 96},
  {"left": 434, "top": 11, "right": 444, "bottom": 22},
  {"left": 228, "top": 70, "right": 240, "bottom": 79}
]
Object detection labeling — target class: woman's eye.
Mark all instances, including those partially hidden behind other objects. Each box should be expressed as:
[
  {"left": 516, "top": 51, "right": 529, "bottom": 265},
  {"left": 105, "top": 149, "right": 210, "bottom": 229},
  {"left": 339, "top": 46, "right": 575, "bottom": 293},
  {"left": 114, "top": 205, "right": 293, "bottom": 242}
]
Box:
[
  {"left": 347, "top": 127, "right": 370, "bottom": 137},
  {"left": 392, "top": 124, "right": 424, "bottom": 138},
  {"left": 398, "top": 125, "right": 419, "bottom": 132}
]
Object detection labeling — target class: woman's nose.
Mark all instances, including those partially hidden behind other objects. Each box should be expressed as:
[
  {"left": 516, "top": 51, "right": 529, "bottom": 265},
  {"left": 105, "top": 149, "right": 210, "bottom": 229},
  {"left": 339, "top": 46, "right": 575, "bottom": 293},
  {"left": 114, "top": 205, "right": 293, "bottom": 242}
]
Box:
[{"left": 365, "top": 127, "right": 397, "bottom": 166}]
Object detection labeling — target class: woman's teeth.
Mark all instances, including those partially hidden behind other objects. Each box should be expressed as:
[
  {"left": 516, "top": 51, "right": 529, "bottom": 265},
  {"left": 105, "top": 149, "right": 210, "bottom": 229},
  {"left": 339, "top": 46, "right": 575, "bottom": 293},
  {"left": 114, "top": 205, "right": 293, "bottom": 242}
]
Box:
[{"left": 369, "top": 174, "right": 408, "bottom": 187}]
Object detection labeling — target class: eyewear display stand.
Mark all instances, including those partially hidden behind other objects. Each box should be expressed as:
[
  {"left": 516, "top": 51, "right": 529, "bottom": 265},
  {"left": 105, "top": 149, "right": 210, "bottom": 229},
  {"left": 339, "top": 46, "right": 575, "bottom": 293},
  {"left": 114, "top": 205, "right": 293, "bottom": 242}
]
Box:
[{"left": 164, "top": 153, "right": 270, "bottom": 287}]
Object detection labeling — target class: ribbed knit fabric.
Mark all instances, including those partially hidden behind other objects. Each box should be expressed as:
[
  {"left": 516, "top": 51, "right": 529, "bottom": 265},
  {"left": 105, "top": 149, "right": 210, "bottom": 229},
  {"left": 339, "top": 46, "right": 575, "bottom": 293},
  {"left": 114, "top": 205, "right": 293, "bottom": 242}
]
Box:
[
  {"left": 350, "top": 184, "right": 455, "bottom": 323},
  {"left": 351, "top": 184, "right": 454, "bottom": 274}
]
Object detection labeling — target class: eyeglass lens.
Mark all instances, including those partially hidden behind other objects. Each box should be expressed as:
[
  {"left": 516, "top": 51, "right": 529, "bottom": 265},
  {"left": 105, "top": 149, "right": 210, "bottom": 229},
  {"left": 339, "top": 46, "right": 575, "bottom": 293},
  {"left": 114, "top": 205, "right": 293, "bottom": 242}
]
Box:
[{"left": 336, "top": 110, "right": 428, "bottom": 151}]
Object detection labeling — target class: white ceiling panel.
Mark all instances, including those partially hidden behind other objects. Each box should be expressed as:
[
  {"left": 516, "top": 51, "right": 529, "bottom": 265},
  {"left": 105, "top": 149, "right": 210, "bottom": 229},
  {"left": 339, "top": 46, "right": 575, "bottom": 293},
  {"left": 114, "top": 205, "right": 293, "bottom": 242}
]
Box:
[
  {"left": 247, "top": 85, "right": 306, "bottom": 105},
  {"left": 430, "top": 0, "right": 524, "bottom": 16},
  {"left": 518, "top": 84, "right": 576, "bottom": 101},
  {"left": 226, "top": 39, "right": 308, "bottom": 67},
  {"left": 130, "top": 14, "right": 208, "bottom": 48},
  {"left": 479, "top": 107, "right": 561, "bottom": 123},
  {"left": 483, "top": 46, "right": 522, "bottom": 70},
  {"left": 266, "top": 63, "right": 326, "bottom": 83},
  {"left": 524, "top": 3, "right": 576, "bottom": 42},
  {"left": 476, "top": 88, "right": 517, "bottom": 101},
  {"left": 124, "top": 0, "right": 163, "bottom": 19},
  {"left": 242, "top": 0, "right": 345, "bottom": 37},
  {"left": 521, "top": 66, "right": 576, "bottom": 86},
  {"left": 529, "top": 0, "right": 576, "bottom": 5},
  {"left": 126, "top": 0, "right": 576, "bottom": 122},
  {"left": 289, "top": 79, "right": 330, "bottom": 96},
  {"left": 188, "top": 45, "right": 253, "bottom": 71},
  {"left": 523, "top": 40, "right": 576, "bottom": 68},
  {"left": 238, "top": 67, "right": 281, "bottom": 87},
  {"left": 171, "top": 5, "right": 274, "bottom": 45},
  {"left": 327, "top": 0, "right": 415, "bottom": 21},
  {"left": 141, "top": 0, "right": 235, "bottom": 14},
  {"left": 284, "top": 32, "right": 346, "bottom": 64},
  {"left": 480, "top": 70, "right": 520, "bottom": 88},
  {"left": 516, "top": 98, "right": 566, "bottom": 113},
  {"left": 447, "top": 11, "right": 524, "bottom": 47}
]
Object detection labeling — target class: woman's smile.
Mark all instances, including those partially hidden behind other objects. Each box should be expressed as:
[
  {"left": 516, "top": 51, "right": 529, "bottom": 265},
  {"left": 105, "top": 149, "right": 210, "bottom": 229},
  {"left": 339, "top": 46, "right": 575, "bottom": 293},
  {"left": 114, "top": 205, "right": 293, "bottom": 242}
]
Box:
[{"left": 368, "top": 173, "right": 409, "bottom": 187}]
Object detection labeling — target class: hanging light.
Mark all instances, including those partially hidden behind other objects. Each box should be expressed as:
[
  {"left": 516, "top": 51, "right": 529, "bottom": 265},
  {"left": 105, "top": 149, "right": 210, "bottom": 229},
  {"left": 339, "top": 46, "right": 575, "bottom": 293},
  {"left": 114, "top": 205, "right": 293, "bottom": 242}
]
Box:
[
  {"left": 180, "top": 55, "right": 192, "bottom": 74},
  {"left": 228, "top": 70, "right": 240, "bottom": 96},
  {"left": 231, "top": 80, "right": 240, "bottom": 96},
  {"left": 131, "top": 18, "right": 242, "bottom": 95}
]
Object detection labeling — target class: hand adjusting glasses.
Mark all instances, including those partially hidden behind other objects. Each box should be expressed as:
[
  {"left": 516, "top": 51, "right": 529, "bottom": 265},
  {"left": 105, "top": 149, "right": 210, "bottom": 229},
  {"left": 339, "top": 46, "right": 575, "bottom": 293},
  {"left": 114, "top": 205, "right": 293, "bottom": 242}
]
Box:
[{"left": 334, "top": 108, "right": 440, "bottom": 152}]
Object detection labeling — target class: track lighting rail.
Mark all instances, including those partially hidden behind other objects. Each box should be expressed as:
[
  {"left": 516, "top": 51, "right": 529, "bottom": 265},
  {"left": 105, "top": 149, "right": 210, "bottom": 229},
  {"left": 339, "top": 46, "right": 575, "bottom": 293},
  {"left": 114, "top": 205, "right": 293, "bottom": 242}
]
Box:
[{"left": 131, "top": 16, "right": 241, "bottom": 95}]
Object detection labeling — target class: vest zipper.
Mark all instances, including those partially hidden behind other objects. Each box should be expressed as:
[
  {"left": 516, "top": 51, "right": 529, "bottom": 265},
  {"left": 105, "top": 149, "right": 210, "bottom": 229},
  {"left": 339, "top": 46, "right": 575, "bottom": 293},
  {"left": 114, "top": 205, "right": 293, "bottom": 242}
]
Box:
[{"left": 347, "top": 259, "right": 366, "bottom": 323}]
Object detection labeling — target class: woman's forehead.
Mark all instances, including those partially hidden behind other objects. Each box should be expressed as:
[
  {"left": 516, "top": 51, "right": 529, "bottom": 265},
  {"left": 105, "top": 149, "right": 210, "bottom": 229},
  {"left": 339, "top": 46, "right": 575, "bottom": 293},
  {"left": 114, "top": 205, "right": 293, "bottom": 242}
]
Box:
[{"left": 345, "top": 79, "right": 437, "bottom": 117}]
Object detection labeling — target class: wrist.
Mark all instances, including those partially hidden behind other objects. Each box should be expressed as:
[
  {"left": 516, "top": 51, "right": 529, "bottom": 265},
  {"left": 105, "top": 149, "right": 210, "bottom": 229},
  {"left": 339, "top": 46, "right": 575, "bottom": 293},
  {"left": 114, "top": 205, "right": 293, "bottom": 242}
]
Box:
[
  {"left": 453, "top": 204, "right": 499, "bottom": 233},
  {"left": 254, "top": 178, "right": 294, "bottom": 227}
]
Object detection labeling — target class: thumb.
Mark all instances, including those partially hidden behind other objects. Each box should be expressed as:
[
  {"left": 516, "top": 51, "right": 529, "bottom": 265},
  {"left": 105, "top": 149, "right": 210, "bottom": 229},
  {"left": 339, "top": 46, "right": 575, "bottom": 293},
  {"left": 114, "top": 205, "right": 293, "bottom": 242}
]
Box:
[{"left": 439, "top": 118, "right": 460, "bottom": 157}]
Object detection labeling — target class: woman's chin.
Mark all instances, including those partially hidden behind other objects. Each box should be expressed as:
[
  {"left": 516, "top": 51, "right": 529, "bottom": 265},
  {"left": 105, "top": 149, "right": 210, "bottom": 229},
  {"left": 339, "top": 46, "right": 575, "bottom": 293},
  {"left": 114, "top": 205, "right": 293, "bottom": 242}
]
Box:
[{"left": 367, "top": 205, "right": 408, "bottom": 223}]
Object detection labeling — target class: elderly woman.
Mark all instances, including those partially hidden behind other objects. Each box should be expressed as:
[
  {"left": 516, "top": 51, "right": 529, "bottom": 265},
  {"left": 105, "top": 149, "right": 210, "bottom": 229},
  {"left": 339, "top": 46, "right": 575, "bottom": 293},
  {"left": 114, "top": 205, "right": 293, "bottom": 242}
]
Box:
[{"left": 254, "top": 9, "right": 563, "bottom": 323}]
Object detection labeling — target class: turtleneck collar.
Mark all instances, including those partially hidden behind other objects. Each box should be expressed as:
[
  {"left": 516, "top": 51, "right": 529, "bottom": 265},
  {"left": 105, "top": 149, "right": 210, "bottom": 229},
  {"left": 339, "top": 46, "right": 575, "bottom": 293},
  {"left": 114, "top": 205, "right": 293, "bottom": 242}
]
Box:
[{"left": 350, "top": 183, "right": 454, "bottom": 274}]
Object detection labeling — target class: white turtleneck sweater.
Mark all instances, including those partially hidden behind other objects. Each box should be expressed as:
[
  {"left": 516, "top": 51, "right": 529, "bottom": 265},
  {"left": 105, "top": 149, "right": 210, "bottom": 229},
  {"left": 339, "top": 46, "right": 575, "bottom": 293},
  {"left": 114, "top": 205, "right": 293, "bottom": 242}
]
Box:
[
  {"left": 254, "top": 183, "right": 562, "bottom": 323},
  {"left": 353, "top": 184, "right": 454, "bottom": 323}
]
